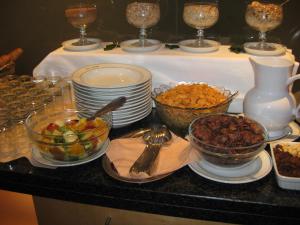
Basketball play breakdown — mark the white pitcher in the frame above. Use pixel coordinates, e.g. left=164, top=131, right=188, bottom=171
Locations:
left=243, top=57, right=300, bottom=139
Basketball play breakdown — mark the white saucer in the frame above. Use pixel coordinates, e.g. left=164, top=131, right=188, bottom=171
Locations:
left=244, top=42, right=286, bottom=56
left=269, top=121, right=300, bottom=143
left=188, top=150, right=272, bottom=184
left=31, top=139, right=109, bottom=167
left=62, top=38, right=101, bottom=51
left=178, top=39, right=220, bottom=53
left=120, top=39, right=162, bottom=53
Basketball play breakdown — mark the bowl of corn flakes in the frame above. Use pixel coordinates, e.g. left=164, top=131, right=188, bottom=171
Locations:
left=152, top=82, right=237, bottom=132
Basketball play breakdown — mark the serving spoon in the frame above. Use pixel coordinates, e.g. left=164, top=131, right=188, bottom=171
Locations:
left=280, top=0, right=290, bottom=6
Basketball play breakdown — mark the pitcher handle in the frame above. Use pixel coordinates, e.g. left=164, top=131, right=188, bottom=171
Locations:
left=288, top=74, right=300, bottom=118
left=287, top=74, right=300, bottom=86
left=292, top=62, right=299, bottom=76
left=295, top=101, right=300, bottom=118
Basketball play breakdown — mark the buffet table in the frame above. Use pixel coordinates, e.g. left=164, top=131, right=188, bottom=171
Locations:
left=0, top=45, right=299, bottom=224
left=0, top=110, right=300, bottom=225
left=33, top=44, right=298, bottom=113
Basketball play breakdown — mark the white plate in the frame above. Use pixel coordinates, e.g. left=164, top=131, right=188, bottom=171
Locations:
left=188, top=150, right=272, bottom=184
left=74, top=93, right=151, bottom=108
left=73, top=87, right=151, bottom=102
left=62, top=38, right=101, bottom=51
left=72, top=63, right=152, bottom=89
left=72, top=77, right=151, bottom=93
left=74, top=94, right=151, bottom=109
left=112, top=105, right=152, bottom=122
left=269, top=121, right=300, bottom=143
left=72, top=81, right=151, bottom=95
left=112, top=102, right=153, bottom=117
left=76, top=99, right=152, bottom=117
left=244, top=42, right=286, bottom=56
left=84, top=102, right=152, bottom=120
left=120, top=39, right=162, bottom=53
left=112, top=108, right=152, bottom=128
left=75, top=95, right=152, bottom=112
left=31, top=139, right=109, bottom=167
left=179, top=39, right=220, bottom=53
left=77, top=105, right=152, bottom=128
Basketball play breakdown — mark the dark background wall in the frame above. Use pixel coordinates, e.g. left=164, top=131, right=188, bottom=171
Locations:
left=0, top=0, right=299, bottom=75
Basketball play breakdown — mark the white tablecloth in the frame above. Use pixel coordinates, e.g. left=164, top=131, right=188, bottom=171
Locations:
left=33, top=44, right=297, bottom=113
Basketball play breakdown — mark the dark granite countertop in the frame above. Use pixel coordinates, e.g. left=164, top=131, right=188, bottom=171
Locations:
left=0, top=110, right=300, bottom=225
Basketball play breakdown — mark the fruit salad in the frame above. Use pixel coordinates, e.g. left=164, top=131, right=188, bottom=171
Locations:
left=38, top=117, right=109, bottom=161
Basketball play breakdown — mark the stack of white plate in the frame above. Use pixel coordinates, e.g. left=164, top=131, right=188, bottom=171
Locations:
left=72, top=63, right=152, bottom=128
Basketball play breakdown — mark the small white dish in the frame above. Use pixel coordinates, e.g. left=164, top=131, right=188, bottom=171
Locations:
left=178, top=39, right=220, bottom=53
left=62, top=38, right=101, bottom=51
left=31, top=139, right=109, bottom=167
left=244, top=42, right=286, bottom=56
left=120, top=39, right=162, bottom=53
left=188, top=150, right=272, bottom=184
left=270, top=142, right=300, bottom=190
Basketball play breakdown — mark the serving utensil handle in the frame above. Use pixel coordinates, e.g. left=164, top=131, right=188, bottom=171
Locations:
left=129, top=144, right=161, bottom=176
left=89, top=96, right=126, bottom=120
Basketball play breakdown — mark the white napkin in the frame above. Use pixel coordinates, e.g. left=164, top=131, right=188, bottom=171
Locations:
left=106, top=133, right=194, bottom=178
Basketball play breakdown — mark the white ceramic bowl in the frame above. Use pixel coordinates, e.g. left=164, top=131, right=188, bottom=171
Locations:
left=270, top=141, right=300, bottom=190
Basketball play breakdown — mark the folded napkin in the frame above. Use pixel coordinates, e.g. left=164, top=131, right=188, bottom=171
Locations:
left=106, top=133, right=193, bottom=179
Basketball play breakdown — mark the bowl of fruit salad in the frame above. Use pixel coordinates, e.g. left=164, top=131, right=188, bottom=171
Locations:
left=25, top=108, right=112, bottom=162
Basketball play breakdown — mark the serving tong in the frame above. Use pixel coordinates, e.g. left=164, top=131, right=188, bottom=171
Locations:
left=129, top=125, right=172, bottom=176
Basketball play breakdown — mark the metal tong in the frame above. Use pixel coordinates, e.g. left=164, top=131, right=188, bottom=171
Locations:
left=129, top=125, right=172, bottom=176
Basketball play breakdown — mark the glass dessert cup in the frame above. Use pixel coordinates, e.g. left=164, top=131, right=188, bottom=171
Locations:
left=65, top=2, right=97, bottom=46
left=126, top=0, right=160, bottom=48
left=245, top=1, right=283, bottom=51
left=183, top=1, right=219, bottom=48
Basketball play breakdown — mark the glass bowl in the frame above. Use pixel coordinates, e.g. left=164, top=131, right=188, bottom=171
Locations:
left=25, top=108, right=112, bottom=162
left=152, top=83, right=237, bottom=132
left=189, top=113, right=268, bottom=168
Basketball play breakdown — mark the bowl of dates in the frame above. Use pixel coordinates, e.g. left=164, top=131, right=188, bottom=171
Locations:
left=189, top=113, right=267, bottom=167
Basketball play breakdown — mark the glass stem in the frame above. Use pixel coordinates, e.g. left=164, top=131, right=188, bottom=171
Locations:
left=79, top=25, right=87, bottom=46
left=139, top=28, right=147, bottom=47
left=258, top=31, right=267, bottom=50
left=196, top=29, right=205, bottom=47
